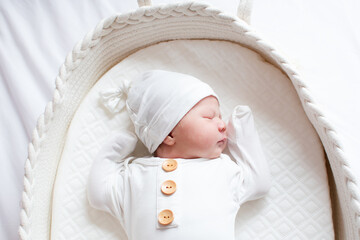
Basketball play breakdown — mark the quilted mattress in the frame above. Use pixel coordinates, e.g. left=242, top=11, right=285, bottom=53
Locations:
left=50, top=40, right=334, bottom=239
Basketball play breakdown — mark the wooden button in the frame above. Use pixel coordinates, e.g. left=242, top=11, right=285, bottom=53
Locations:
left=162, top=159, right=177, bottom=172
left=158, top=209, right=174, bottom=225
left=161, top=180, right=176, bottom=195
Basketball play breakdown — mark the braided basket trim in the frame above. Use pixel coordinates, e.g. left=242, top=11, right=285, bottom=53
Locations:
left=18, top=1, right=360, bottom=239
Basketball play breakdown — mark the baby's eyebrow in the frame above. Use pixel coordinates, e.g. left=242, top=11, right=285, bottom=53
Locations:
left=204, top=108, right=221, bottom=117
left=213, top=109, right=222, bottom=118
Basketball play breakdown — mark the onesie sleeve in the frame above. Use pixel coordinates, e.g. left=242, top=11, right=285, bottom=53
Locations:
left=87, top=131, right=138, bottom=222
left=227, top=105, right=271, bottom=205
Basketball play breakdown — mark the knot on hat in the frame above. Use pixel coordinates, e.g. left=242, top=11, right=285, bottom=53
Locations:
left=99, top=79, right=131, bottom=114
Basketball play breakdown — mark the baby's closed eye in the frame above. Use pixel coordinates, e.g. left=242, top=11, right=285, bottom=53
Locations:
left=203, top=114, right=222, bottom=120
left=203, top=115, right=214, bottom=119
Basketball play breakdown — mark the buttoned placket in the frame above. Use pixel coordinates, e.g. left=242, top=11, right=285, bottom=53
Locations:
left=156, top=159, right=181, bottom=229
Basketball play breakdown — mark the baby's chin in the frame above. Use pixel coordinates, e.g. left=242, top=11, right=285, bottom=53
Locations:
left=202, top=148, right=226, bottom=159
left=198, top=144, right=227, bottom=159
left=172, top=150, right=223, bottom=159
left=155, top=144, right=226, bottom=159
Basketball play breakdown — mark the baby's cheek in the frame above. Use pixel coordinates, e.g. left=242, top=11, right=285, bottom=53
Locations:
left=190, top=134, right=207, bottom=144
left=199, top=133, right=215, bottom=146
left=188, top=133, right=207, bottom=145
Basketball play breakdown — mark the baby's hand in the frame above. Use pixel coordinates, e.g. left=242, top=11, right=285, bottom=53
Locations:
left=226, top=106, right=252, bottom=144
left=100, top=131, right=138, bottom=162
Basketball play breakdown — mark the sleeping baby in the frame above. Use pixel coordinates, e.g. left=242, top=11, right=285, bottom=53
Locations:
left=87, top=70, right=271, bottom=240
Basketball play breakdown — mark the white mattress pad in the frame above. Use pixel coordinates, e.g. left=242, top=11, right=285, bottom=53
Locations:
left=50, top=40, right=334, bottom=239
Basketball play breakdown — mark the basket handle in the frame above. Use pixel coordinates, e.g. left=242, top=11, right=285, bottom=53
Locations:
left=237, top=0, right=253, bottom=24
left=137, top=0, right=151, bottom=7
left=136, top=0, right=253, bottom=24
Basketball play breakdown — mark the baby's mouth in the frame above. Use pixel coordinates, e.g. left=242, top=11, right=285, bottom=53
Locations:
left=218, top=137, right=227, bottom=144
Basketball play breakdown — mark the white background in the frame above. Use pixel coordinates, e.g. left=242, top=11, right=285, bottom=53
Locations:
left=1, top=0, right=359, bottom=239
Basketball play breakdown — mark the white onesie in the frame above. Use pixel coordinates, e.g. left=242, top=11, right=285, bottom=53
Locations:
left=87, top=106, right=271, bottom=240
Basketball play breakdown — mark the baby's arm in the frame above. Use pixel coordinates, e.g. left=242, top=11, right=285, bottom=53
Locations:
left=227, top=106, right=271, bottom=205
left=87, top=131, right=137, bottom=221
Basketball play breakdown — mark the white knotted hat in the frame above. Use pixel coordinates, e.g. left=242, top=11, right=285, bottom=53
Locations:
left=100, top=70, right=218, bottom=154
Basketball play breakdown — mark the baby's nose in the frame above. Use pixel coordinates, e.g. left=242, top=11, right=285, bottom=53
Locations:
left=218, top=121, right=226, bottom=132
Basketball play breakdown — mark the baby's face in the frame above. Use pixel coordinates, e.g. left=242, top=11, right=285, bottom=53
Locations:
left=171, top=96, right=227, bottom=159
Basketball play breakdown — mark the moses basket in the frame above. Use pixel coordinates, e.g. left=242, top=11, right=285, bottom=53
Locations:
left=19, top=1, right=360, bottom=239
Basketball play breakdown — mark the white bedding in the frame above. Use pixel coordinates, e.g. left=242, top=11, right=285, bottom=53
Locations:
left=51, top=40, right=333, bottom=239
left=1, top=1, right=359, bottom=239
